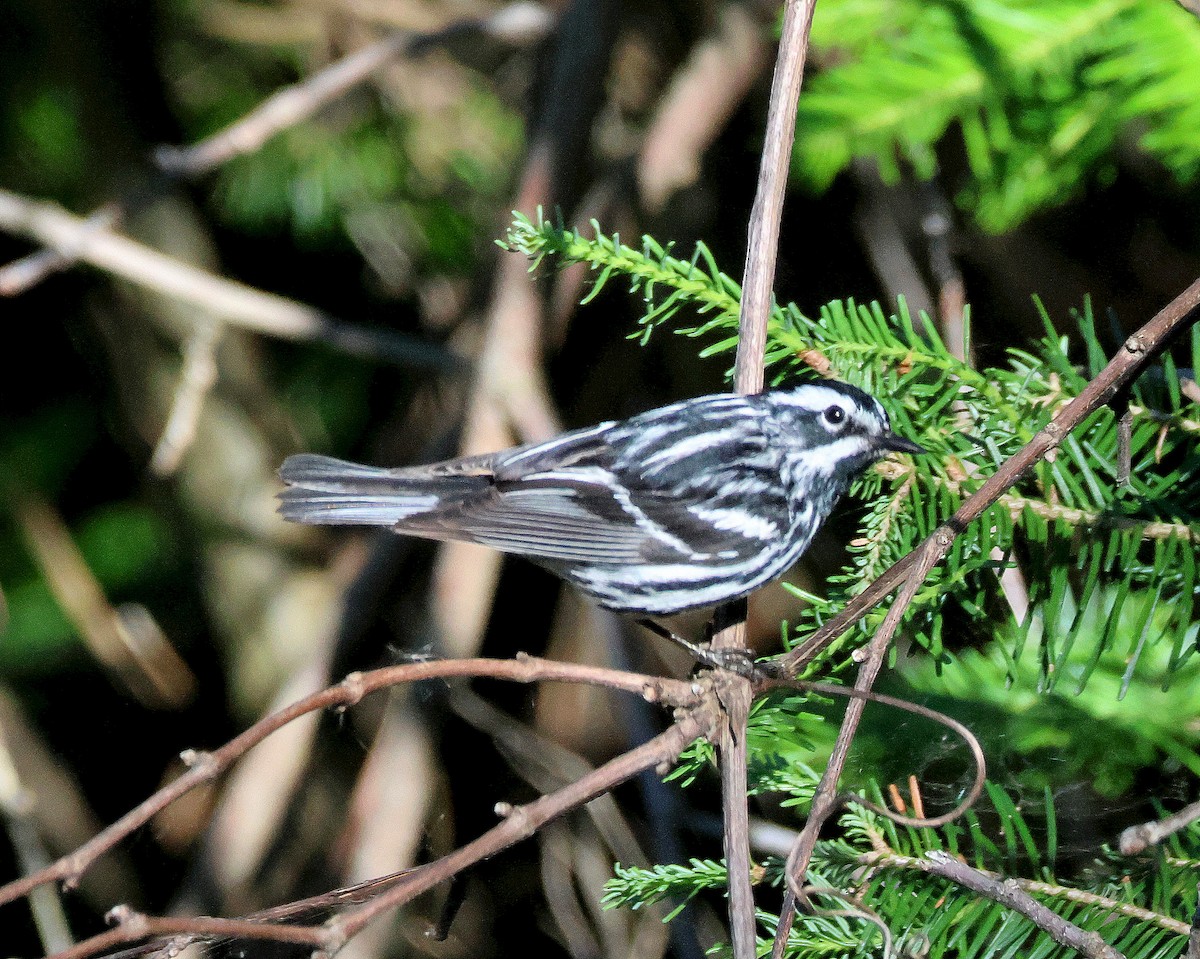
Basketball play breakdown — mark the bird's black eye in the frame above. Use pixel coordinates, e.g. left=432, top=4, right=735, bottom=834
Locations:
left=823, top=405, right=846, bottom=426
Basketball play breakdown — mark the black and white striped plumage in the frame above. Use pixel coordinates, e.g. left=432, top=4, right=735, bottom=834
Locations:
left=278, top=382, right=924, bottom=615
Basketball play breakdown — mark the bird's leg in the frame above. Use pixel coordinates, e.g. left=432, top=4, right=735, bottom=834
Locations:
left=637, top=619, right=761, bottom=679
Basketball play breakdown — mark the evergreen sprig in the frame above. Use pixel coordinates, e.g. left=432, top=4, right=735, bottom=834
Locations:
left=603, top=776, right=1197, bottom=959
left=505, top=213, right=1200, bottom=688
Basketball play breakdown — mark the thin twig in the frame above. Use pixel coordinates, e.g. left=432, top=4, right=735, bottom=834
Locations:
left=637, top=3, right=771, bottom=213
left=0, top=655, right=690, bottom=910
left=736, top=0, right=818, bottom=387
left=772, top=542, right=943, bottom=957
left=760, top=679, right=987, bottom=831
left=862, top=849, right=1188, bottom=937
left=12, top=494, right=195, bottom=709
left=321, top=711, right=716, bottom=948
left=43, top=714, right=714, bottom=959
left=1119, top=799, right=1200, bottom=855
left=912, top=852, right=1127, bottom=959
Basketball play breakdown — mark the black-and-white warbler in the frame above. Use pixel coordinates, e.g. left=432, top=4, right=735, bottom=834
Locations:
left=278, top=381, right=924, bottom=616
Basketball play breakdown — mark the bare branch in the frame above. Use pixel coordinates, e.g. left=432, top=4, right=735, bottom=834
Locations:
left=864, top=848, right=1189, bottom=936
left=735, top=0, right=818, bottom=392
left=42, top=711, right=713, bottom=959
left=1119, top=799, right=1200, bottom=855
left=326, top=711, right=716, bottom=947
left=154, top=5, right=553, bottom=179
left=718, top=5, right=819, bottom=955
left=771, top=543, right=944, bottom=957
left=12, top=494, right=195, bottom=709
left=909, top=851, right=1128, bottom=959
left=0, top=189, right=459, bottom=369
left=0, top=655, right=690, bottom=910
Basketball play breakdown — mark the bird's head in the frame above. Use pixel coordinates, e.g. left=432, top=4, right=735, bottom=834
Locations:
left=766, top=381, right=926, bottom=483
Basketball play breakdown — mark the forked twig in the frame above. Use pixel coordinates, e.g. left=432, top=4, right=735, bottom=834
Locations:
left=43, top=713, right=715, bottom=959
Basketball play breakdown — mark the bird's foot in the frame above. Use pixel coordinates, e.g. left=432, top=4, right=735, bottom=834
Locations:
left=637, top=619, right=764, bottom=680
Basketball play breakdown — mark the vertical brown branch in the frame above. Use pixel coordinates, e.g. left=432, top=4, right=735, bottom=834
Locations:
left=735, top=0, right=819, bottom=395
left=718, top=2, right=819, bottom=957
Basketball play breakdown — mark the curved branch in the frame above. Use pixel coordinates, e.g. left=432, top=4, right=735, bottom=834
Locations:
left=42, top=709, right=716, bottom=959
left=761, top=679, right=987, bottom=831
left=0, top=655, right=691, bottom=909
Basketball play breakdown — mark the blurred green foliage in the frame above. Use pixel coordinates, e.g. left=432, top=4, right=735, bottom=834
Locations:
left=162, top=25, right=524, bottom=264
left=801, top=0, right=1200, bottom=231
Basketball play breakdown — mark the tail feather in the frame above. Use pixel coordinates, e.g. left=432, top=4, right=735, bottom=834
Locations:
left=279, top=454, right=402, bottom=493
left=278, top=453, right=443, bottom=526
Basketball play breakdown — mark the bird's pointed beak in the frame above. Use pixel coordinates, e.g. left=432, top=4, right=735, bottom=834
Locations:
left=878, top=432, right=927, bottom=456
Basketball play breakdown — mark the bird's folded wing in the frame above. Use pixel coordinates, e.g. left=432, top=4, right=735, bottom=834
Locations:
left=403, top=476, right=769, bottom=566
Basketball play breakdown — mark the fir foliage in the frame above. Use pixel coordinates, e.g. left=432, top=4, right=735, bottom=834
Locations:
left=605, top=775, right=1197, bottom=959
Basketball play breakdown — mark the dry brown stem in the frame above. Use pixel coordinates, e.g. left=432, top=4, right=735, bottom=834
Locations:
left=904, top=852, right=1128, bottom=959
left=44, top=710, right=713, bottom=959
left=0, top=655, right=688, bottom=912
left=715, top=3, right=819, bottom=955
left=1119, top=799, right=1200, bottom=855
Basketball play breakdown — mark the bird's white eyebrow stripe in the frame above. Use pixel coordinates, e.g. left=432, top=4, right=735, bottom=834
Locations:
left=768, top=385, right=854, bottom=411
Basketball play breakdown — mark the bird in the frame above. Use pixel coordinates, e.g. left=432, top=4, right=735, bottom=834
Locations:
left=277, top=381, right=925, bottom=617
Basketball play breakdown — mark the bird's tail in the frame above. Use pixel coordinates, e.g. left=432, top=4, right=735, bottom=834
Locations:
left=278, top=454, right=445, bottom=526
